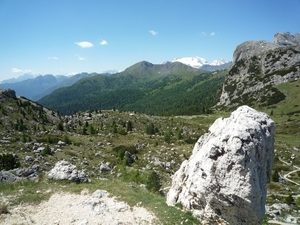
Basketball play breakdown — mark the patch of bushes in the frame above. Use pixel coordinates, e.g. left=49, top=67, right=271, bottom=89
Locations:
left=266, top=87, right=286, bottom=105
left=224, top=82, right=237, bottom=94
left=0, top=153, right=21, bottom=170
left=113, top=145, right=137, bottom=157
left=229, top=59, right=245, bottom=75
left=145, top=123, right=159, bottom=135
left=284, top=194, right=294, bottom=205
left=41, top=145, right=53, bottom=156
left=119, top=167, right=161, bottom=193
left=62, top=135, right=71, bottom=144
left=271, top=169, right=280, bottom=182
left=266, top=66, right=298, bottom=77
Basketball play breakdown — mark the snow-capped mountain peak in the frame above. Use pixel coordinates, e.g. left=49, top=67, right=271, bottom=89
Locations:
left=172, top=56, right=227, bottom=69
left=172, top=56, right=208, bottom=69
left=210, top=58, right=227, bottom=66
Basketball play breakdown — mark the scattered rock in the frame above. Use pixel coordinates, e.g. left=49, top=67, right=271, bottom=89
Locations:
left=0, top=140, right=11, bottom=144
left=100, top=162, right=112, bottom=172
left=266, top=203, right=290, bottom=218
left=167, top=106, right=275, bottom=225
left=57, top=140, right=67, bottom=146
left=25, top=155, right=34, bottom=161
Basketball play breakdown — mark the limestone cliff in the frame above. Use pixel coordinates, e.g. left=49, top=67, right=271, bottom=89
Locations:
left=218, top=32, right=300, bottom=107
left=166, top=106, right=275, bottom=225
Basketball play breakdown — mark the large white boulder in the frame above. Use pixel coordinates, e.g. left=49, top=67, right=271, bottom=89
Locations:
left=48, top=160, right=89, bottom=183
left=167, top=105, right=275, bottom=225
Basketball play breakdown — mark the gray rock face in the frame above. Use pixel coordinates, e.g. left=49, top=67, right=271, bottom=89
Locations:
left=48, top=160, right=89, bottom=182
left=231, top=40, right=278, bottom=65
left=232, top=32, right=300, bottom=64
left=166, top=106, right=275, bottom=225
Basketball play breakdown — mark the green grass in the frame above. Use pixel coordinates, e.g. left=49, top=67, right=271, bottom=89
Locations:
left=270, top=79, right=300, bottom=116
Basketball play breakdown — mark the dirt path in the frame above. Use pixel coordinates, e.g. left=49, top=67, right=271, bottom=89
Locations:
left=0, top=189, right=158, bottom=225
left=268, top=220, right=297, bottom=225
left=279, top=157, right=300, bottom=187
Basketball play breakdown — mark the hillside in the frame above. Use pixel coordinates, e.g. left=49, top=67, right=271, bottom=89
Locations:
left=39, top=61, right=227, bottom=115
left=1, top=75, right=300, bottom=223
left=0, top=87, right=212, bottom=224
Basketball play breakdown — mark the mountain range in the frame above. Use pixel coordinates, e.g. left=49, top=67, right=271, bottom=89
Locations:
left=0, top=57, right=230, bottom=102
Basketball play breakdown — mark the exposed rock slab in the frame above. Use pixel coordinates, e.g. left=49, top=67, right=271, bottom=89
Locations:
left=167, top=106, right=275, bottom=225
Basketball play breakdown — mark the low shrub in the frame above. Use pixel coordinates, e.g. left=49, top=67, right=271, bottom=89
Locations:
left=0, top=153, right=21, bottom=170
left=0, top=204, right=9, bottom=215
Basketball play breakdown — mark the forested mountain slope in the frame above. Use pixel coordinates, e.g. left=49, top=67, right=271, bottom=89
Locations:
left=39, top=61, right=227, bottom=115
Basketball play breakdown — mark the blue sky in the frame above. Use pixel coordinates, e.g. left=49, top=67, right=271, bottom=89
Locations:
left=1, top=0, right=299, bottom=80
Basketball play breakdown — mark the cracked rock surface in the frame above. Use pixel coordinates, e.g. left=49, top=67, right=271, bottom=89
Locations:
left=167, top=105, right=275, bottom=225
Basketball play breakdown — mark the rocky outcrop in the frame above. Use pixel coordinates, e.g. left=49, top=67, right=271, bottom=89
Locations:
left=274, top=32, right=300, bottom=46
left=48, top=160, right=89, bottom=182
left=218, top=32, right=300, bottom=107
left=0, top=88, right=17, bottom=99
left=166, top=106, right=275, bottom=225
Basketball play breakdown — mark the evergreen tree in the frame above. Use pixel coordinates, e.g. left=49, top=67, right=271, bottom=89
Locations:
left=272, top=169, right=280, bottom=182
left=126, top=120, right=133, bottom=132
left=57, top=122, right=64, bottom=131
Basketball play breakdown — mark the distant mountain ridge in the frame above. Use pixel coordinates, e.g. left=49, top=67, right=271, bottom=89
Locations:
left=0, top=74, right=36, bottom=84
left=0, top=73, right=97, bottom=101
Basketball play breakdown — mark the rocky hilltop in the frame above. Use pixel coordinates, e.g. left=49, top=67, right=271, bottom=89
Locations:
left=167, top=106, right=275, bottom=225
left=218, top=32, right=300, bottom=107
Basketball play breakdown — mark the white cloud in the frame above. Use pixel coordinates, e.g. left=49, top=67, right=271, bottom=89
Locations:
left=149, top=30, right=158, bottom=36
left=201, top=31, right=216, bottom=36
left=75, top=41, right=94, bottom=48
left=64, top=72, right=78, bottom=76
left=11, top=68, right=34, bottom=74
left=11, top=68, right=23, bottom=73
left=100, top=40, right=108, bottom=45
left=48, top=56, right=59, bottom=60
left=76, top=55, right=86, bottom=61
